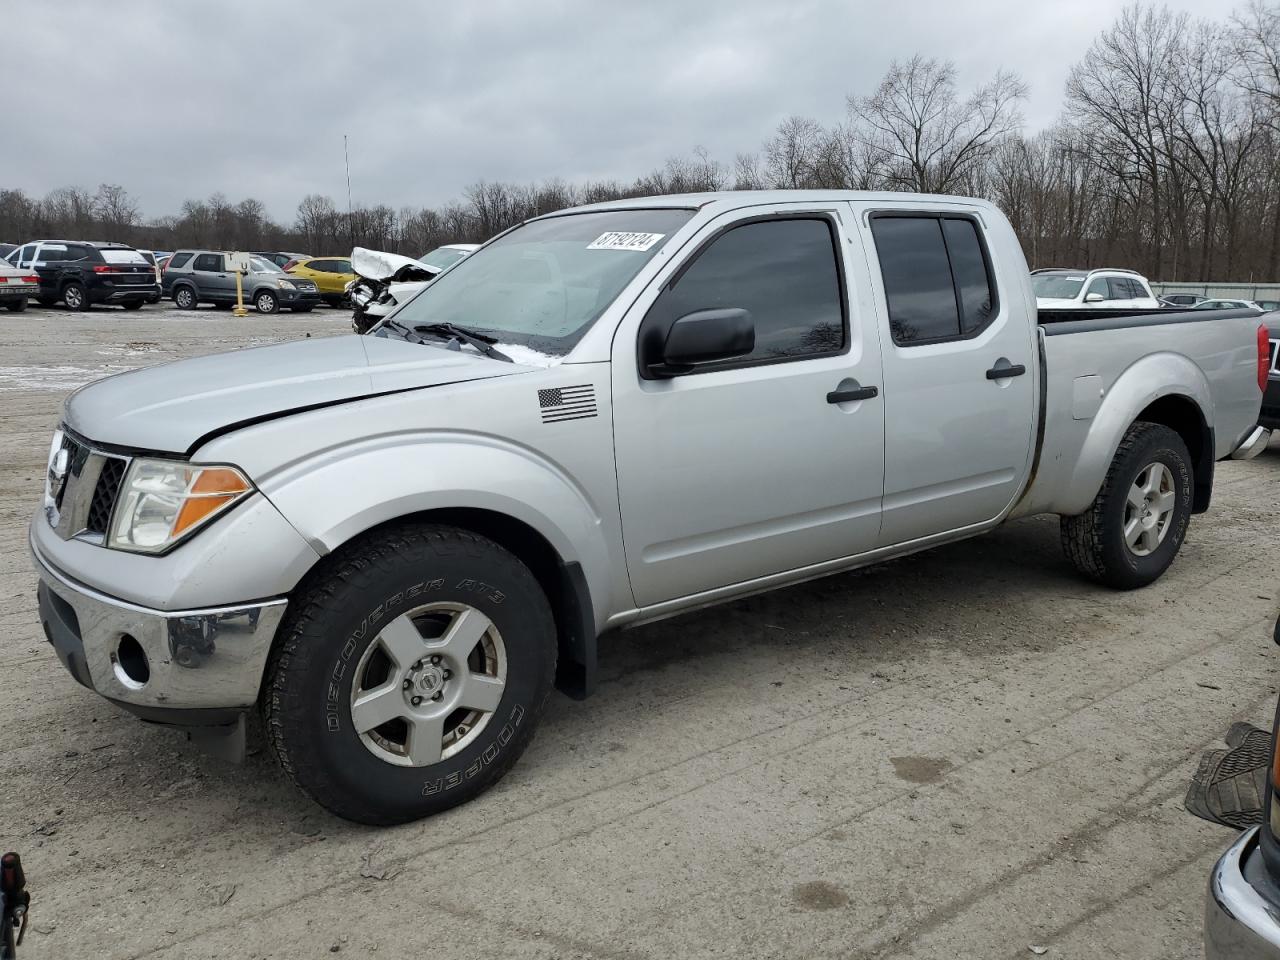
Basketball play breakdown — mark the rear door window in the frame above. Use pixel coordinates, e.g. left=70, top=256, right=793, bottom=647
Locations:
left=870, top=214, right=999, bottom=345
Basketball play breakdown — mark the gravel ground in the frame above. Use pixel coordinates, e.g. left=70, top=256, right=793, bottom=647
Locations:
left=0, top=301, right=1277, bottom=959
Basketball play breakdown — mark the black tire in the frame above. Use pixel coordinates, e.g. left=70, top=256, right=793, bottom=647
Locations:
left=122, top=300, right=144, bottom=311
left=173, top=285, right=198, bottom=310
left=37, top=296, right=57, bottom=306
left=262, top=524, right=556, bottom=824
left=1061, top=421, right=1193, bottom=589
left=291, top=304, right=314, bottom=313
left=5, top=297, right=27, bottom=312
left=254, top=290, right=279, bottom=314
left=62, top=281, right=90, bottom=311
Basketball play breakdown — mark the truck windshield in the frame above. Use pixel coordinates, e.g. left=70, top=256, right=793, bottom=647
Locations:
left=385, top=208, right=694, bottom=356
left=1032, top=274, right=1085, bottom=299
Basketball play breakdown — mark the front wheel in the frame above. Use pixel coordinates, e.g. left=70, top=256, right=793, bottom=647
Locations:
left=1061, top=421, right=1193, bottom=589
left=262, top=524, right=556, bottom=824
left=254, top=290, right=279, bottom=314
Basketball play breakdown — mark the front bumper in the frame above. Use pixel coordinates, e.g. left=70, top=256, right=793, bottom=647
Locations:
left=1206, top=828, right=1280, bottom=959
left=31, top=534, right=287, bottom=712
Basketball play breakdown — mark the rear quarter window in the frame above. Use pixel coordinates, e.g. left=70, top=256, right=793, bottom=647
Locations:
left=168, top=252, right=194, bottom=269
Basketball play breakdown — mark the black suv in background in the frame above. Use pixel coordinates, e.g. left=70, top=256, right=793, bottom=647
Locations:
left=3, top=240, right=160, bottom=310
left=163, top=251, right=320, bottom=313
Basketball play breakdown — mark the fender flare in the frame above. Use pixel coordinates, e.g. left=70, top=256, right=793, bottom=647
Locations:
left=1060, top=352, right=1213, bottom=516
left=256, top=433, right=618, bottom=695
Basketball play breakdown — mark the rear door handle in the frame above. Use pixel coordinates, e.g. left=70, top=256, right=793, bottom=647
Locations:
left=827, top=385, right=879, bottom=403
left=985, top=363, right=1026, bottom=380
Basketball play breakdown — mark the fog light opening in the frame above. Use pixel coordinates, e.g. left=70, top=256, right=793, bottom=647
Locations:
left=113, top=634, right=150, bottom=688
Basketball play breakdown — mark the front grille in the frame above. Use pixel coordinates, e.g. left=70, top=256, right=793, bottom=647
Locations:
left=88, top=457, right=125, bottom=534
left=48, top=432, right=129, bottom=541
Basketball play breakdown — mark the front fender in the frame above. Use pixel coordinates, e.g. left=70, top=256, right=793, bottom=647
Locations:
left=254, top=431, right=616, bottom=630
left=1059, top=352, right=1212, bottom=516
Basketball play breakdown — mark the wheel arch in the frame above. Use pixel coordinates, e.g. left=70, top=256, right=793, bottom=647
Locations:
left=290, top=506, right=599, bottom=700
left=1061, top=352, right=1214, bottom=516
left=1132, top=394, right=1214, bottom=513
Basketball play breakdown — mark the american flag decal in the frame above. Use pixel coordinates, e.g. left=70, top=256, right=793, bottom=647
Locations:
left=538, top=384, right=597, bottom=423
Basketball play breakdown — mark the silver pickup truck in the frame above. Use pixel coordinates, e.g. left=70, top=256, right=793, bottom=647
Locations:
left=30, top=191, right=1270, bottom=824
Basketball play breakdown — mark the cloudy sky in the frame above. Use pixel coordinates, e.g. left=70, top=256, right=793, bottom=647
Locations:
left=8, top=0, right=1243, bottom=222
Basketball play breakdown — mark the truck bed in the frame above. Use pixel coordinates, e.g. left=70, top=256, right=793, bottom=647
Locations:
left=1010, top=306, right=1266, bottom=521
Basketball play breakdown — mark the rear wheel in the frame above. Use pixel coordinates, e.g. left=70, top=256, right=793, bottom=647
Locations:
left=262, top=524, right=556, bottom=824
left=173, top=285, right=197, bottom=310
left=62, top=282, right=89, bottom=311
left=122, top=300, right=144, bottom=311
left=255, top=290, right=279, bottom=314
left=1061, top=421, right=1193, bottom=589
left=37, top=296, right=56, bottom=306
left=5, top=298, right=27, bottom=312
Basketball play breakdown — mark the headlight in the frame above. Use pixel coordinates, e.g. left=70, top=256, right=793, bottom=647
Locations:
left=277, top=279, right=296, bottom=290
left=108, top=459, right=252, bottom=553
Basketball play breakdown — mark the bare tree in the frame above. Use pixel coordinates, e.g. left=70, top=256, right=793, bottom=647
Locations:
left=850, top=55, right=1027, bottom=193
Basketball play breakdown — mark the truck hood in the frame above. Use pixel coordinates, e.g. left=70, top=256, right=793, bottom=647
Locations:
left=65, top=334, right=530, bottom=454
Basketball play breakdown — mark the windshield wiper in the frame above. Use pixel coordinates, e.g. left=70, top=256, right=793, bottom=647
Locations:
left=414, top=322, right=513, bottom=363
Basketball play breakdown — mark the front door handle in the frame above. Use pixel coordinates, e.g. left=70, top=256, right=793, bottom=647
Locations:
left=827, top=385, right=879, bottom=403
left=985, top=363, right=1026, bottom=380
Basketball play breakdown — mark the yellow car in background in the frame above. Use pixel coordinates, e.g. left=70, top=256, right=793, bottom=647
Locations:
left=286, top=257, right=357, bottom=307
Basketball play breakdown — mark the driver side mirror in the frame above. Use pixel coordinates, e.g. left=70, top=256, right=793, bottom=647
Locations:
left=1084, top=291, right=1105, bottom=303
left=647, top=308, right=755, bottom=378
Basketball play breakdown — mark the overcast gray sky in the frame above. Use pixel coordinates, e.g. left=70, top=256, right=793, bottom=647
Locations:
left=7, top=0, right=1243, bottom=222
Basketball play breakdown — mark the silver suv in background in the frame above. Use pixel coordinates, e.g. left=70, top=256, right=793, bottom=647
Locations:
left=162, top=251, right=321, bottom=313
left=1032, top=267, right=1161, bottom=308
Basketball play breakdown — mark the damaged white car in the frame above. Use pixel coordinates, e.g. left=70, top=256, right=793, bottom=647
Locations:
left=348, top=243, right=480, bottom=333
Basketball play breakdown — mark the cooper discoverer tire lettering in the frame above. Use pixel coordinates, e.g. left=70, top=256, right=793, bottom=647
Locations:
left=1061, top=421, right=1194, bottom=589
left=262, top=523, right=556, bottom=825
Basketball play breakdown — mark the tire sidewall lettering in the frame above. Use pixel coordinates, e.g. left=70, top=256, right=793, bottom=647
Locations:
left=323, top=579, right=449, bottom=734
left=421, top=704, right=524, bottom=797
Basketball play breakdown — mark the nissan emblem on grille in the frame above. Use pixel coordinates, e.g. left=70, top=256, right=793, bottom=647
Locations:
left=537, top=385, right=597, bottom=423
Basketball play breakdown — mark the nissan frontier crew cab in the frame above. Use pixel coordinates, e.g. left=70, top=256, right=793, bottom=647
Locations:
left=30, top=191, right=1271, bottom=825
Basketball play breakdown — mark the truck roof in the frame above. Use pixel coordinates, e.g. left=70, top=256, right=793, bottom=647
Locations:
left=555, top=189, right=997, bottom=216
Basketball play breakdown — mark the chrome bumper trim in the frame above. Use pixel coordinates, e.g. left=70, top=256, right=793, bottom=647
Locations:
left=1232, top=426, right=1272, bottom=460
left=31, top=533, right=287, bottom=709
left=1206, top=828, right=1280, bottom=959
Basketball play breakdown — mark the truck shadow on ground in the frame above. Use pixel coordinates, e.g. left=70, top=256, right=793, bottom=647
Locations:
left=9, top=511, right=1170, bottom=851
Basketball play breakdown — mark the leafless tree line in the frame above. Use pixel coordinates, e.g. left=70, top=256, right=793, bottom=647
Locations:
left=4, top=2, right=1280, bottom=280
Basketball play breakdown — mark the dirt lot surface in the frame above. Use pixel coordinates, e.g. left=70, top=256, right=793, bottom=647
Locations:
left=1, top=302, right=1277, bottom=959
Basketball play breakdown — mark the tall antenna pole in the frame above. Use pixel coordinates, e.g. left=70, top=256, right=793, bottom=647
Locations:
left=344, top=134, right=353, bottom=247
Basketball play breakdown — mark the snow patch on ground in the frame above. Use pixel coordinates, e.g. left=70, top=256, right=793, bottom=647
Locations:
left=0, top=364, right=130, bottom=392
